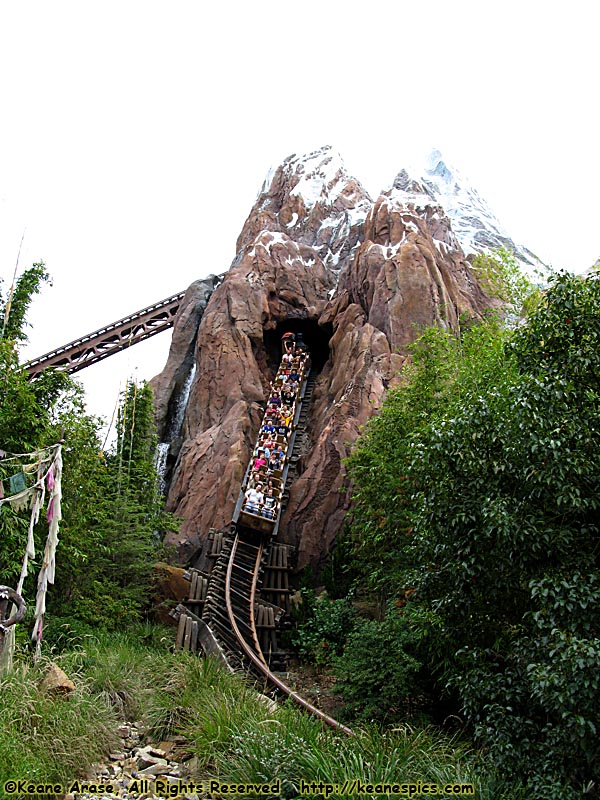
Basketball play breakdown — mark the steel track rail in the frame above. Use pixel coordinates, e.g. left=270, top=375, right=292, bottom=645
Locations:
left=225, top=533, right=354, bottom=736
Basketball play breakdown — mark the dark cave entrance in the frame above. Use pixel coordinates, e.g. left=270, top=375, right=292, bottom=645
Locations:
left=263, top=318, right=333, bottom=376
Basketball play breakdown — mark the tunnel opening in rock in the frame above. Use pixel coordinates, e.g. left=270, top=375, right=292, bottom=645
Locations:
left=263, top=318, right=333, bottom=375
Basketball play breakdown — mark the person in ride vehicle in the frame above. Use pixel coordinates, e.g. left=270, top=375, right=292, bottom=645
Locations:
left=281, top=332, right=296, bottom=354
left=281, top=351, right=294, bottom=372
left=268, top=451, right=282, bottom=471
left=279, top=407, right=293, bottom=428
left=268, top=389, right=282, bottom=407
left=276, top=420, right=291, bottom=439
left=253, top=449, right=267, bottom=471
left=247, top=469, right=262, bottom=489
left=265, top=403, right=280, bottom=419
left=262, top=476, right=278, bottom=496
left=271, top=443, right=285, bottom=462
left=286, top=379, right=299, bottom=396
left=244, top=483, right=264, bottom=515
left=261, top=435, right=277, bottom=459
left=261, top=420, right=277, bottom=436
left=261, top=487, right=278, bottom=519
left=281, top=386, right=295, bottom=406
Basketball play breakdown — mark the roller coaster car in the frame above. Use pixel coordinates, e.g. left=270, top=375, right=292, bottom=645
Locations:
left=236, top=509, right=277, bottom=536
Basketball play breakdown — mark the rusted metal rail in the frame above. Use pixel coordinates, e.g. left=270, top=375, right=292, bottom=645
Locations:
left=224, top=531, right=354, bottom=735
left=25, top=291, right=186, bottom=376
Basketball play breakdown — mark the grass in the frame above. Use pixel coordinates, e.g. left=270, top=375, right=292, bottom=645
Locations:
left=0, top=656, right=118, bottom=791
left=0, top=624, right=526, bottom=800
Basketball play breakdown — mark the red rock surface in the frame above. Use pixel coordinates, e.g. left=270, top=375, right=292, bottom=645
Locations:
left=161, top=231, right=334, bottom=563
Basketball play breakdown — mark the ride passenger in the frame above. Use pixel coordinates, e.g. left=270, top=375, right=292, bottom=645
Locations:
left=261, top=420, right=277, bottom=436
left=244, top=483, right=264, bottom=515
left=276, top=420, right=291, bottom=439
left=281, top=332, right=296, bottom=354
left=253, top=450, right=267, bottom=471
left=268, top=390, right=282, bottom=407
left=261, top=435, right=276, bottom=458
left=265, top=404, right=279, bottom=419
left=281, top=386, right=295, bottom=406
left=281, top=352, right=294, bottom=373
left=280, top=407, right=293, bottom=428
left=268, top=452, right=282, bottom=471
left=271, top=444, right=285, bottom=462
left=247, top=469, right=262, bottom=489
left=261, top=488, right=277, bottom=519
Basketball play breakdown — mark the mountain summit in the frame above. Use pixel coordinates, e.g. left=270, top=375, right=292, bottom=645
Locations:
left=391, top=148, right=545, bottom=272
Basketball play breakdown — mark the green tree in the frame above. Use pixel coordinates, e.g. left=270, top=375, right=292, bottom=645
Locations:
left=0, top=266, right=177, bottom=634
left=0, top=262, right=72, bottom=586
left=345, top=271, right=600, bottom=794
left=471, top=246, right=542, bottom=317
left=50, top=380, right=178, bottom=629
left=1, top=261, right=50, bottom=343
left=344, top=316, right=513, bottom=600
left=333, top=606, right=423, bottom=723
left=0, top=262, right=71, bottom=452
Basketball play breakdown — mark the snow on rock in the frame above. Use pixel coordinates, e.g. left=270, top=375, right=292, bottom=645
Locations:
left=394, top=149, right=547, bottom=274
left=236, top=145, right=372, bottom=274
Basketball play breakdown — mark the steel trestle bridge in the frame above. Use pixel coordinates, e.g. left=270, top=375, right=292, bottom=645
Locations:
left=25, top=291, right=186, bottom=376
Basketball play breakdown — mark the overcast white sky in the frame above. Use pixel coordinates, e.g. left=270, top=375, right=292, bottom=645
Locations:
left=1, top=1, right=597, bottom=437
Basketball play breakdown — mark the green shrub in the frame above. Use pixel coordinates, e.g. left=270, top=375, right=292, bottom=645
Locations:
left=0, top=655, right=119, bottom=790
left=289, top=589, right=358, bottom=666
left=333, top=609, right=423, bottom=723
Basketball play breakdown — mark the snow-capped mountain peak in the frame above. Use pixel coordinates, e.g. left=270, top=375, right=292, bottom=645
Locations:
left=393, top=149, right=545, bottom=272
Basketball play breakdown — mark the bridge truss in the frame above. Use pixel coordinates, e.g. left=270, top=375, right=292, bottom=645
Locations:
left=25, top=291, right=186, bottom=377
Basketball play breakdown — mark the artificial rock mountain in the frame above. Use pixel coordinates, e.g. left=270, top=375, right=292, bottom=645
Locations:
left=152, top=147, right=497, bottom=573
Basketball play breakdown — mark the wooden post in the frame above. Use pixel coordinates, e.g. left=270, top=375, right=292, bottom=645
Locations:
left=0, top=585, right=26, bottom=675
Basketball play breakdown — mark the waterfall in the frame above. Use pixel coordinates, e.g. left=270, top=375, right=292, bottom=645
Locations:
left=170, top=362, right=196, bottom=440
left=154, top=362, right=197, bottom=495
left=154, top=442, right=170, bottom=495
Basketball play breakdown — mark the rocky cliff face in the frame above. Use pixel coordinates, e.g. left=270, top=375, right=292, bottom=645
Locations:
left=152, top=146, right=496, bottom=571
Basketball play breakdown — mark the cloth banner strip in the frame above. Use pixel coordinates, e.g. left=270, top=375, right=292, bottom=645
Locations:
left=0, top=444, right=63, bottom=654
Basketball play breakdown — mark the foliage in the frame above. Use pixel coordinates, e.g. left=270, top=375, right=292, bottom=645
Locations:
left=0, top=261, right=50, bottom=343
left=209, top=706, right=523, bottom=800
left=343, top=316, right=513, bottom=598
left=0, top=262, right=70, bottom=452
left=3, top=625, right=524, bottom=800
left=343, top=270, right=600, bottom=795
left=0, top=264, right=177, bottom=635
left=332, top=607, right=423, bottom=723
left=471, top=246, right=541, bottom=315
left=0, top=262, right=74, bottom=590
left=289, top=588, right=358, bottom=666
left=0, top=653, right=119, bottom=790
left=48, top=379, right=178, bottom=628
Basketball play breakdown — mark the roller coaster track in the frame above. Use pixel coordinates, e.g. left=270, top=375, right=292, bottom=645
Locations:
left=224, top=530, right=353, bottom=734
left=24, top=291, right=187, bottom=376
left=25, top=280, right=350, bottom=732
left=181, top=359, right=353, bottom=735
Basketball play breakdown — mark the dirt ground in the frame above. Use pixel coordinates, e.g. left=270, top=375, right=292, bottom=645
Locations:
left=272, top=658, right=347, bottom=719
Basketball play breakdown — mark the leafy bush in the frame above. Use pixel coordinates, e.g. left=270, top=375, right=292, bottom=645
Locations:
left=289, top=589, right=358, bottom=665
left=344, top=271, right=600, bottom=794
left=333, top=608, right=423, bottom=723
